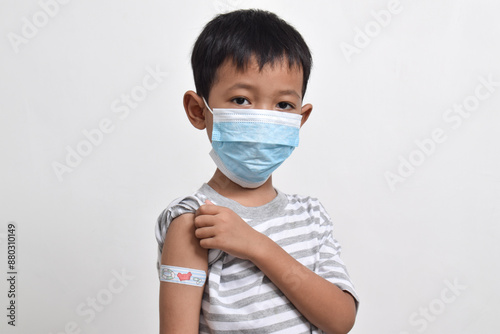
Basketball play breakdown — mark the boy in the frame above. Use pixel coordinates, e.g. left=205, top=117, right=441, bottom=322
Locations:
left=155, top=9, right=359, bottom=334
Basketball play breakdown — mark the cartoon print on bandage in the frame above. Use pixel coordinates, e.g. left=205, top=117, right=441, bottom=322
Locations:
left=160, top=265, right=206, bottom=287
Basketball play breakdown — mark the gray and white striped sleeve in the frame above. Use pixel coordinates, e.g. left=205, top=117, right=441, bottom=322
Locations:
left=316, top=202, right=360, bottom=309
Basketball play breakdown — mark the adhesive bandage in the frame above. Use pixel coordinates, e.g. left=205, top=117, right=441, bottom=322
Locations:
left=159, top=265, right=206, bottom=287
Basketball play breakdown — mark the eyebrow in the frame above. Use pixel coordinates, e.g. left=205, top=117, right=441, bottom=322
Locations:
left=227, top=83, right=254, bottom=91
left=227, top=83, right=302, bottom=99
left=278, top=89, right=301, bottom=99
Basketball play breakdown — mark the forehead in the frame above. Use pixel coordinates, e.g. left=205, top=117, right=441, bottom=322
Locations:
left=213, top=56, right=304, bottom=92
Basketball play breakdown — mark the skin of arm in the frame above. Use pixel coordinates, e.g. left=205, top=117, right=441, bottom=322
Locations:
left=159, top=213, right=208, bottom=334
left=194, top=201, right=356, bottom=334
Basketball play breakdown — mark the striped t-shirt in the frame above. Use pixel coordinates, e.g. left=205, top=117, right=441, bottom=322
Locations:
left=156, top=183, right=359, bottom=333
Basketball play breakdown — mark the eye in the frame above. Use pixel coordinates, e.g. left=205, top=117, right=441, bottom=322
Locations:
left=277, top=102, right=294, bottom=110
left=231, top=97, right=250, bottom=105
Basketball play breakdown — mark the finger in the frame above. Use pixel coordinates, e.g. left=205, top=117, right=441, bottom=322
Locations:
left=196, top=203, right=221, bottom=216
left=194, top=226, right=216, bottom=239
left=195, top=202, right=216, bottom=216
left=199, top=237, right=216, bottom=250
left=194, top=214, right=216, bottom=228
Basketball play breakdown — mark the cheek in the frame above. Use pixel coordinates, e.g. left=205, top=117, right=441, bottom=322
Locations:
left=205, top=114, right=213, bottom=142
left=206, top=129, right=213, bottom=143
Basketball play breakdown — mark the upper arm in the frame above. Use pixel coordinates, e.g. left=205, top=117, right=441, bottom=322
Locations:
left=159, top=213, right=208, bottom=334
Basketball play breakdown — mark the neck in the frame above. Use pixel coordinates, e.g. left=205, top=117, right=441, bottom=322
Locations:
left=207, top=169, right=277, bottom=207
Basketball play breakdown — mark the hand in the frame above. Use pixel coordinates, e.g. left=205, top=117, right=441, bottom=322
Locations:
left=194, top=200, right=264, bottom=260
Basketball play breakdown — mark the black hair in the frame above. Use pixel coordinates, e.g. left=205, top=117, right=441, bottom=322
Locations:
left=191, top=9, right=312, bottom=100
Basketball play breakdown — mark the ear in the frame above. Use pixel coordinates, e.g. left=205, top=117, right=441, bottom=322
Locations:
left=299, top=103, right=313, bottom=127
left=183, top=90, right=207, bottom=130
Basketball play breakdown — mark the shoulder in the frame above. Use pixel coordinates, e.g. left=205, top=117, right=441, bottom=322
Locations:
left=284, top=192, right=320, bottom=206
left=283, top=192, right=327, bottom=213
left=157, top=196, right=199, bottom=225
left=155, top=188, right=208, bottom=245
left=282, top=192, right=333, bottom=226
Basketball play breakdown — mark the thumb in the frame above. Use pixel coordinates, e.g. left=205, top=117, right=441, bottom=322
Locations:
left=195, top=199, right=214, bottom=217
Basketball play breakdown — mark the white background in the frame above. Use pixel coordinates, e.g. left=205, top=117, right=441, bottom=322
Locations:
left=1, top=0, right=499, bottom=333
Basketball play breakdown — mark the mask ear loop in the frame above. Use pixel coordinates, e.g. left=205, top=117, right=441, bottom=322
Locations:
left=202, top=97, right=214, bottom=114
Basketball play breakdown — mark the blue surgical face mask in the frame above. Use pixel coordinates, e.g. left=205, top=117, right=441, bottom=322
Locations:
left=203, top=97, right=302, bottom=188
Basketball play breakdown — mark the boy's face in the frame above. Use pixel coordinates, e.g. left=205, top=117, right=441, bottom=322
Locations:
left=202, top=56, right=312, bottom=141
